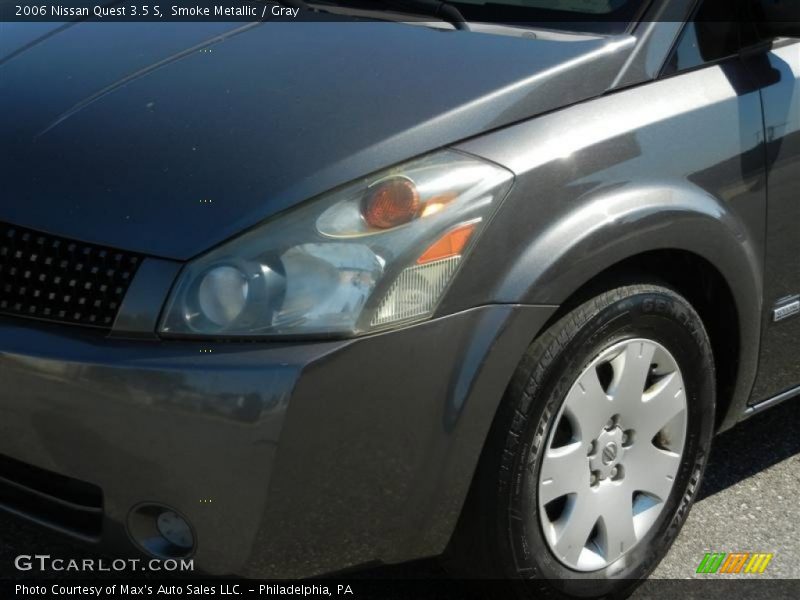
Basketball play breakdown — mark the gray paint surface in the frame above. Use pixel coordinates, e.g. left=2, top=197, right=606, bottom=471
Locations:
left=2, top=397, right=796, bottom=586
left=0, top=9, right=799, bottom=580
left=452, top=52, right=771, bottom=429
left=0, top=20, right=632, bottom=260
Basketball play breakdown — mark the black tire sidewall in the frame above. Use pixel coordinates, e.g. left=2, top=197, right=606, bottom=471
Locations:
left=503, top=288, right=715, bottom=597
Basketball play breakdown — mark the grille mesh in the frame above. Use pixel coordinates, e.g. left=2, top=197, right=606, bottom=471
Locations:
left=0, top=222, right=141, bottom=329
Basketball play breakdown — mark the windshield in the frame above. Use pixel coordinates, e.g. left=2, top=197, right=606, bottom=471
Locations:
left=317, top=0, right=651, bottom=35
left=452, top=0, right=651, bottom=33
left=459, top=0, right=641, bottom=14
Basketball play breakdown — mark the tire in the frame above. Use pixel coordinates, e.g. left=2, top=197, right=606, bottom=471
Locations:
left=446, top=284, right=716, bottom=599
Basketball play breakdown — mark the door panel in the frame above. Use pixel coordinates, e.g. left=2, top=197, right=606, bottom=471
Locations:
left=750, top=41, right=800, bottom=403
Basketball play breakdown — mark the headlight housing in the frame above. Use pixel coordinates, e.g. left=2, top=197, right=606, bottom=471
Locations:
left=159, top=150, right=513, bottom=338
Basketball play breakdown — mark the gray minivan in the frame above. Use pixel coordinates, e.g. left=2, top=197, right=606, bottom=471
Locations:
left=0, top=0, right=798, bottom=596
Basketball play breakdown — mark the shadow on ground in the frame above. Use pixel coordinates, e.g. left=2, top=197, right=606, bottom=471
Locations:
left=697, top=399, right=800, bottom=500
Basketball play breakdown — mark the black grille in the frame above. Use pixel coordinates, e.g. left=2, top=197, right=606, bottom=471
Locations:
left=0, top=222, right=141, bottom=329
left=0, top=453, right=103, bottom=540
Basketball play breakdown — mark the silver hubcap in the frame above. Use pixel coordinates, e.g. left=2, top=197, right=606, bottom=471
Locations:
left=538, top=339, right=688, bottom=572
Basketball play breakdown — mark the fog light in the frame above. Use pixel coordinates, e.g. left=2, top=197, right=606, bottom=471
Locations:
left=157, top=510, right=194, bottom=549
left=127, top=503, right=196, bottom=559
left=197, top=265, right=249, bottom=326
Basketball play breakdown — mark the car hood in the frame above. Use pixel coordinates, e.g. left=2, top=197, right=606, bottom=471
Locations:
left=0, top=20, right=634, bottom=260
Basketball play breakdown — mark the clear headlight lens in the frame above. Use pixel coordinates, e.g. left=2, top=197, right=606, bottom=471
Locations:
left=159, top=150, right=513, bottom=337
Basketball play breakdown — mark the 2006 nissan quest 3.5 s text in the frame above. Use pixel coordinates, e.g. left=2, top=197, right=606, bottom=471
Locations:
left=1, top=0, right=799, bottom=597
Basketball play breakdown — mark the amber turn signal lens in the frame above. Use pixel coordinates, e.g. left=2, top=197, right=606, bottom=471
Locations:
left=417, top=222, right=477, bottom=265
left=362, top=177, right=421, bottom=229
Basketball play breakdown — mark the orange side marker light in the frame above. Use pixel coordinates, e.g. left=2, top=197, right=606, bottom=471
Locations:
left=417, top=222, right=477, bottom=265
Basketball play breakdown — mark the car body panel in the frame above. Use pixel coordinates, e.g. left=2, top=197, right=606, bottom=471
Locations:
left=0, top=304, right=556, bottom=576
left=750, top=42, right=800, bottom=402
left=1, top=11, right=800, bottom=578
left=110, top=258, right=183, bottom=338
left=451, top=52, right=768, bottom=431
left=0, top=20, right=634, bottom=260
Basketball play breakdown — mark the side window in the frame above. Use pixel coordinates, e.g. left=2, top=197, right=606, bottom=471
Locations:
left=662, top=0, right=761, bottom=75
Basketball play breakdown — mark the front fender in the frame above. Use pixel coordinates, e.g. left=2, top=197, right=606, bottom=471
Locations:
left=495, top=186, right=761, bottom=435
left=496, top=183, right=761, bottom=315
left=444, top=181, right=762, bottom=433
left=446, top=63, right=768, bottom=432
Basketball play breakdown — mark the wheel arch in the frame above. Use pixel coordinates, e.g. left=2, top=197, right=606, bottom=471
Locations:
left=535, top=249, right=744, bottom=433
left=475, top=183, right=764, bottom=432
left=436, top=186, right=764, bottom=561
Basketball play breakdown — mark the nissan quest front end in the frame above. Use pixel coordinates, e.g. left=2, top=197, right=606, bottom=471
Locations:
left=1, top=1, right=800, bottom=597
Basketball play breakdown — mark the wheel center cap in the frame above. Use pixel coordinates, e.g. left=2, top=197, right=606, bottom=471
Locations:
left=602, top=442, right=618, bottom=465
left=589, top=426, right=625, bottom=479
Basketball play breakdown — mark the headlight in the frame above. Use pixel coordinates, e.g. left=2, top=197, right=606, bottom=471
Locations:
left=159, top=150, right=513, bottom=337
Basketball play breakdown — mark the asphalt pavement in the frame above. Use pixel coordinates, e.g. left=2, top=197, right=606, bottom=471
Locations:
left=651, top=398, right=800, bottom=579
left=0, top=397, right=798, bottom=591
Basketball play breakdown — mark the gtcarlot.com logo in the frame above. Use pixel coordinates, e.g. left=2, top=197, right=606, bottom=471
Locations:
left=14, top=554, right=194, bottom=572
left=696, top=552, right=774, bottom=574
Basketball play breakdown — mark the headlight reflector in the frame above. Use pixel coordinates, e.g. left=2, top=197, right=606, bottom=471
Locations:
left=159, top=150, right=512, bottom=337
left=197, top=265, right=249, bottom=327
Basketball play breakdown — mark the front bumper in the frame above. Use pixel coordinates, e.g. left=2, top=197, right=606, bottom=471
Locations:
left=0, top=304, right=555, bottom=577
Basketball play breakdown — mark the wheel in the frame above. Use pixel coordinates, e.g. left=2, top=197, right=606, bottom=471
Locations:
left=447, top=284, right=716, bottom=599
